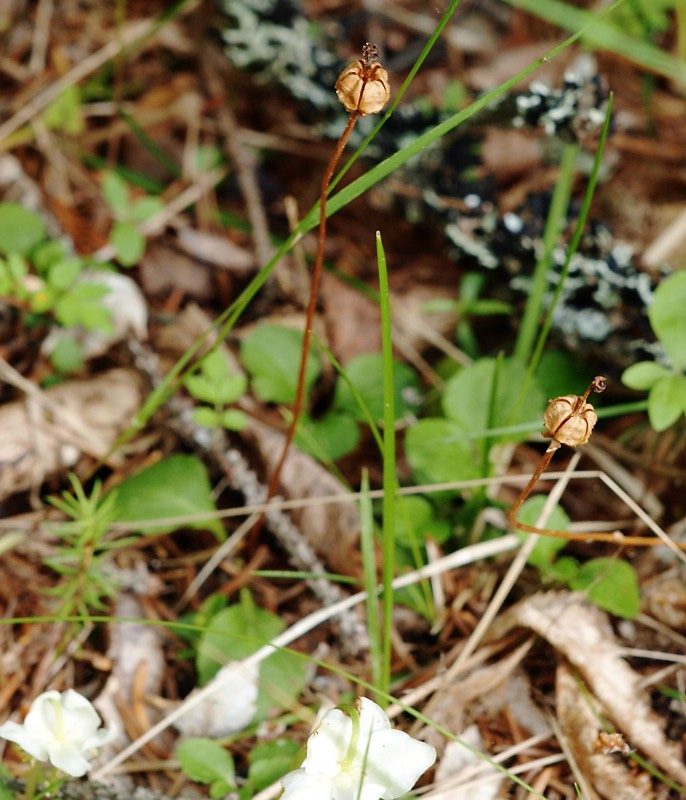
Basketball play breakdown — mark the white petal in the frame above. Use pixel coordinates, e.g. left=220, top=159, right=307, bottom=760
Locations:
left=356, top=698, right=391, bottom=738
left=23, top=691, right=63, bottom=735
left=366, top=730, right=436, bottom=799
left=82, top=724, right=118, bottom=751
left=303, top=709, right=351, bottom=780
left=0, top=720, right=50, bottom=762
left=47, top=742, right=92, bottom=777
left=60, top=690, right=106, bottom=745
left=282, top=767, right=335, bottom=800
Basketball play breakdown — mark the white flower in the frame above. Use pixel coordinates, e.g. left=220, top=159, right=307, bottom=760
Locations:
left=0, top=689, right=116, bottom=777
left=281, top=697, right=436, bottom=800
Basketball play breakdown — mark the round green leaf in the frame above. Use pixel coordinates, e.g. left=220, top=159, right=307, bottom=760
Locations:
left=647, top=375, right=686, bottom=431
left=442, top=357, right=544, bottom=441
left=649, top=271, right=686, bottom=371
left=622, top=361, right=672, bottom=391
left=395, top=495, right=451, bottom=545
left=48, top=334, right=84, bottom=374
left=111, top=454, right=224, bottom=539
left=248, top=739, right=301, bottom=792
left=48, top=258, right=83, bottom=291
left=130, top=196, right=164, bottom=224
left=102, top=171, right=130, bottom=216
left=333, top=353, right=421, bottom=422
left=295, top=412, right=360, bottom=461
left=111, top=221, right=145, bottom=267
left=0, top=203, right=46, bottom=256
left=570, top=557, right=640, bottom=619
left=405, top=418, right=479, bottom=484
left=193, top=406, right=222, bottom=428
left=221, top=408, right=249, bottom=431
left=240, top=324, right=320, bottom=404
left=515, top=495, right=570, bottom=569
left=176, top=738, right=235, bottom=786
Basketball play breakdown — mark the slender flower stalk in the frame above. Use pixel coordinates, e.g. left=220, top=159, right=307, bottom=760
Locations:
left=255, top=44, right=391, bottom=536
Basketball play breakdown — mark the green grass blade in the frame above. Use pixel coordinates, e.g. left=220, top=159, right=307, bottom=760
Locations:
left=503, top=0, right=686, bottom=85
left=514, top=142, right=578, bottom=365
left=529, top=94, right=614, bottom=375
left=359, top=469, right=383, bottom=700
left=376, top=231, right=396, bottom=702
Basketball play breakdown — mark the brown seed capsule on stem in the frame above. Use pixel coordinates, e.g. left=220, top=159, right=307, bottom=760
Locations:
left=335, top=42, right=390, bottom=116
left=542, top=376, right=605, bottom=448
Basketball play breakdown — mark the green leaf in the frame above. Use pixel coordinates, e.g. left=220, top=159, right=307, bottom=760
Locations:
left=544, top=555, right=579, bottom=583
left=48, top=334, right=84, bottom=374
left=111, top=454, right=224, bottom=539
left=42, top=85, right=83, bottom=134
left=622, top=361, right=672, bottom=391
left=176, top=738, right=235, bottom=787
left=333, top=353, right=421, bottom=422
left=47, top=258, right=83, bottom=290
left=185, top=352, right=247, bottom=404
left=405, top=418, right=479, bottom=484
left=395, top=495, right=451, bottom=545
left=240, top=324, right=320, bottom=404
left=0, top=202, right=46, bottom=256
left=649, top=270, right=686, bottom=372
left=648, top=376, right=686, bottom=431
left=537, top=350, right=590, bottom=399
left=514, top=495, right=570, bottom=569
left=102, top=171, right=131, bottom=216
left=54, top=283, right=111, bottom=330
left=570, top=557, right=640, bottom=619
left=130, top=196, right=164, bottom=224
left=196, top=592, right=306, bottom=719
left=192, top=406, right=222, bottom=428
left=220, top=408, right=249, bottom=431
left=248, top=739, right=301, bottom=791
left=33, top=240, right=69, bottom=274
left=294, top=412, right=360, bottom=461
left=442, top=357, right=544, bottom=440
left=111, top=221, right=146, bottom=267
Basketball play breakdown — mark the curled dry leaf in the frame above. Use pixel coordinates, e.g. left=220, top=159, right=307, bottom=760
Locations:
left=0, top=369, right=143, bottom=501
left=491, top=592, right=686, bottom=786
left=556, top=662, right=653, bottom=800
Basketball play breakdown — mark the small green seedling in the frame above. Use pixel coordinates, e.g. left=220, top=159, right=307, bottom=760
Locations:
left=0, top=202, right=114, bottom=372
left=101, top=170, right=164, bottom=267
left=622, top=271, right=686, bottom=431
left=44, top=475, right=126, bottom=616
left=184, top=350, right=249, bottom=432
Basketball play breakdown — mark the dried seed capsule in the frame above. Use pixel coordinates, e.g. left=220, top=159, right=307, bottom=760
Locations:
left=543, top=394, right=598, bottom=447
left=335, top=44, right=390, bottom=116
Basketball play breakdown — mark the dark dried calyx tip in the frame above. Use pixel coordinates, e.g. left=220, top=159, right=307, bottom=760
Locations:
left=591, top=376, right=607, bottom=394
left=362, top=42, right=380, bottom=66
